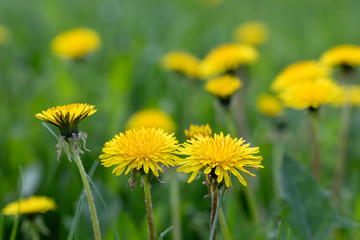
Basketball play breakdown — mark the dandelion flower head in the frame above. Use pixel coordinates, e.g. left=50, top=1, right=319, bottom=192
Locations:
left=256, top=94, right=283, bottom=117
left=0, top=25, right=9, bottom=45
left=205, top=75, right=242, bottom=99
left=184, top=124, right=212, bottom=140
left=2, top=196, right=57, bottom=216
left=35, top=103, right=96, bottom=138
left=200, top=43, right=258, bottom=78
left=52, top=28, right=100, bottom=59
left=320, top=45, right=360, bottom=68
left=177, top=132, right=263, bottom=187
left=279, top=78, right=341, bottom=109
left=271, top=61, right=330, bottom=92
left=233, top=22, right=268, bottom=46
left=332, top=85, right=360, bottom=106
left=162, top=51, right=201, bottom=79
left=125, top=109, right=176, bottom=133
left=100, top=128, right=179, bottom=178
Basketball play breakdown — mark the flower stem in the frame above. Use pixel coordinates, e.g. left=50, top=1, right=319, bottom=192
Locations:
left=170, top=176, right=182, bottom=240
left=333, top=102, right=352, bottom=205
left=219, top=207, right=231, bottom=240
left=9, top=214, right=19, bottom=240
left=210, top=185, right=218, bottom=240
left=70, top=145, right=102, bottom=240
left=143, top=176, right=156, bottom=240
left=209, top=186, right=225, bottom=240
left=309, top=111, right=321, bottom=181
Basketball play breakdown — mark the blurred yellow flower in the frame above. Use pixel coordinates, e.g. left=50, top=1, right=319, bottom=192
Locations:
left=51, top=28, right=100, bottom=59
left=320, top=45, right=360, bottom=68
left=200, top=43, right=258, bottom=78
left=332, top=85, right=360, bottom=106
left=100, top=128, right=179, bottom=177
left=0, top=25, right=9, bottom=45
left=125, top=109, right=176, bottom=133
left=205, top=75, right=242, bottom=99
left=35, top=103, right=96, bottom=138
left=233, top=22, right=268, bottom=46
left=271, top=61, right=330, bottom=92
left=162, top=51, right=201, bottom=79
left=279, top=78, right=340, bottom=109
left=177, top=132, right=263, bottom=187
left=184, top=124, right=212, bottom=140
left=256, top=94, right=283, bottom=117
left=2, top=196, right=56, bottom=216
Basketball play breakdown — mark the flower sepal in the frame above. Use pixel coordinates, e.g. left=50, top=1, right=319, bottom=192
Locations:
left=57, top=131, right=90, bottom=162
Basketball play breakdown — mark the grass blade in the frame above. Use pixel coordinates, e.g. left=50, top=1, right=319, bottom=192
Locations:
left=158, top=226, right=174, bottom=240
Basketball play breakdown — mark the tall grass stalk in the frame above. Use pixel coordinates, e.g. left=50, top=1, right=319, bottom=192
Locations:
left=0, top=213, right=3, bottom=240
left=143, top=176, right=156, bottom=240
left=209, top=186, right=226, bottom=240
left=219, top=208, right=231, bottom=240
left=170, top=176, right=182, bottom=240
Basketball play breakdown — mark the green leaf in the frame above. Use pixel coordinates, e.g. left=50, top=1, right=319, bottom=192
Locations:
left=279, top=155, right=354, bottom=240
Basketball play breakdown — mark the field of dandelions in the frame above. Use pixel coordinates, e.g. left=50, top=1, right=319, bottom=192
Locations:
left=1, top=0, right=360, bottom=239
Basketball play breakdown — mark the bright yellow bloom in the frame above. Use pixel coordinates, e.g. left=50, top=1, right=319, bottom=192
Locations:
left=126, top=109, right=176, bottom=133
left=177, top=133, right=263, bottom=187
left=35, top=103, right=96, bottom=137
left=184, top=124, right=212, bottom=140
left=205, top=75, right=242, bottom=99
left=271, top=61, right=330, bottom=92
left=0, top=25, right=8, bottom=45
left=332, top=85, right=360, bottom=106
left=52, top=28, right=100, bottom=59
left=200, top=43, right=258, bottom=78
left=279, top=78, right=341, bottom=109
left=100, top=128, right=179, bottom=177
left=233, top=22, right=268, bottom=46
left=162, top=51, right=201, bottom=79
left=2, top=196, right=56, bottom=216
left=256, top=94, right=283, bottom=117
left=320, top=45, right=360, bottom=68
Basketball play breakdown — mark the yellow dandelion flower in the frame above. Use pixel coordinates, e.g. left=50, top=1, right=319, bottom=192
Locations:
left=256, top=94, right=283, bottom=117
left=279, top=78, right=341, bottom=109
left=125, top=109, right=176, bottom=133
left=271, top=61, right=330, bottom=92
left=332, top=85, right=360, bottom=106
left=100, top=128, right=179, bottom=178
left=0, top=25, right=9, bottom=45
left=2, top=196, right=56, bottom=216
left=177, top=132, right=263, bottom=187
left=35, top=103, right=96, bottom=138
left=205, top=75, right=242, bottom=104
left=233, top=22, right=268, bottom=46
left=51, top=28, right=100, bottom=59
left=162, top=51, right=201, bottom=79
left=200, top=43, right=258, bottom=78
left=320, top=45, right=360, bottom=68
left=184, top=124, right=212, bottom=140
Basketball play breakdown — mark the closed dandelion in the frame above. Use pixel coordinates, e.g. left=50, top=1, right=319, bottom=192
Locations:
left=205, top=75, right=242, bottom=106
left=51, top=28, right=100, bottom=59
left=320, top=45, right=360, bottom=71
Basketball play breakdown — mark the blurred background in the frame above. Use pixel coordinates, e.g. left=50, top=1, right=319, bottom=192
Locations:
left=1, top=0, right=360, bottom=239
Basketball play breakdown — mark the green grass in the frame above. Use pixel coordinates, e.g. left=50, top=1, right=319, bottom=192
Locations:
left=1, top=0, right=360, bottom=239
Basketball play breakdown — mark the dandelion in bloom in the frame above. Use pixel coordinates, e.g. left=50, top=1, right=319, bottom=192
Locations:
left=233, top=22, right=268, bottom=46
left=35, top=103, right=96, bottom=160
left=320, top=45, right=360, bottom=71
left=271, top=61, right=330, bottom=93
left=162, top=51, right=201, bottom=79
left=256, top=94, right=283, bottom=117
left=184, top=124, right=212, bottom=140
left=125, top=109, right=176, bottom=133
left=200, top=43, right=258, bottom=78
left=51, top=28, right=100, bottom=59
left=2, top=196, right=56, bottom=216
left=205, top=75, right=242, bottom=106
left=177, top=132, right=263, bottom=188
left=0, top=25, right=9, bottom=45
left=279, top=78, right=341, bottom=110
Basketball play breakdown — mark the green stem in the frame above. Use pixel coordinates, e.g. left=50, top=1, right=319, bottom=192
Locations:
left=0, top=213, right=3, bottom=240
left=9, top=214, right=19, bottom=240
left=333, top=102, right=352, bottom=205
left=209, top=186, right=225, bottom=240
left=309, top=111, right=321, bottom=181
left=70, top=145, right=102, bottom=240
left=210, top=185, right=218, bottom=240
left=143, top=176, right=156, bottom=240
left=219, top=208, right=231, bottom=240
left=170, top=177, right=182, bottom=240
